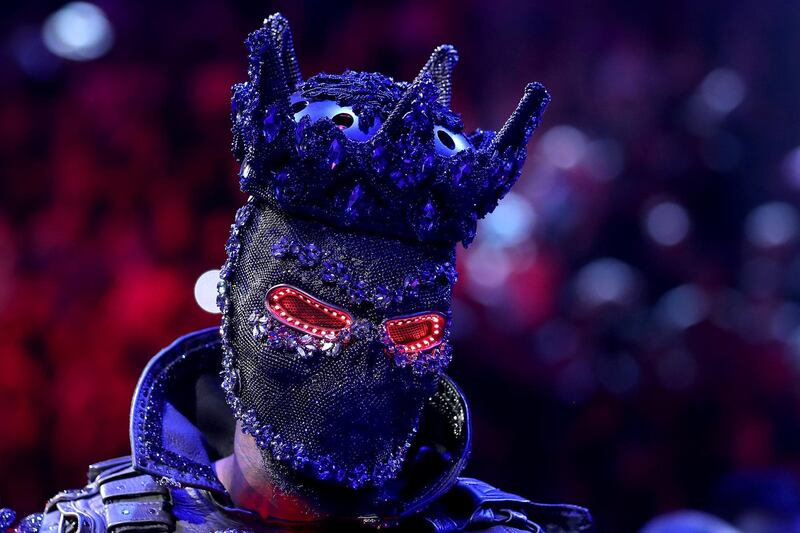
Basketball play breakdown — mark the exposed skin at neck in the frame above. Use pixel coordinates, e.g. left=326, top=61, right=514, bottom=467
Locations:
left=214, top=420, right=328, bottom=523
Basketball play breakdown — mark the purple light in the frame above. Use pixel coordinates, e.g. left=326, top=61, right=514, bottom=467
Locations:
left=42, top=2, right=113, bottom=61
left=745, top=202, right=799, bottom=248
left=644, top=201, right=691, bottom=247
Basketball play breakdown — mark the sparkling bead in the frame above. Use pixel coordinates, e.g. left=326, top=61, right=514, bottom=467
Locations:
left=234, top=204, right=252, bottom=226
left=220, top=260, right=233, bottom=280
left=437, top=262, right=458, bottom=285
left=350, top=319, right=372, bottom=339
left=389, top=169, right=408, bottom=189
left=267, top=330, right=284, bottom=349
left=224, top=234, right=240, bottom=256
left=321, top=260, right=338, bottom=283
left=0, top=508, right=16, bottom=529
left=316, top=456, right=333, bottom=479
left=402, top=275, right=420, bottom=299
left=402, top=99, right=431, bottom=131
left=295, top=116, right=310, bottom=153
left=337, top=271, right=352, bottom=288
left=336, top=328, right=352, bottom=345
left=17, top=513, right=43, bottom=533
left=418, top=200, right=436, bottom=233
left=271, top=236, right=293, bottom=258
left=419, top=265, right=436, bottom=284
left=371, top=142, right=390, bottom=173
left=347, top=280, right=366, bottom=304
left=296, top=345, right=312, bottom=359
left=373, top=285, right=392, bottom=309
left=325, top=260, right=348, bottom=283
left=349, top=464, right=369, bottom=488
left=327, top=138, right=344, bottom=169
left=344, top=184, right=363, bottom=220
left=298, top=243, right=321, bottom=267
left=421, top=153, right=435, bottom=177
left=262, top=105, right=280, bottom=143
left=453, top=161, right=471, bottom=185
left=238, top=161, right=252, bottom=186
left=273, top=170, right=292, bottom=202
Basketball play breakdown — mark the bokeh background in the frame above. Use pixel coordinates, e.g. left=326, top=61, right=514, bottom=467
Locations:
left=2, top=0, right=800, bottom=531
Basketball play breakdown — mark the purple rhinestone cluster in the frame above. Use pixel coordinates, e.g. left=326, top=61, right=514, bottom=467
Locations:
left=270, top=236, right=321, bottom=267
left=382, top=328, right=454, bottom=376
left=249, top=310, right=368, bottom=359
left=217, top=200, right=416, bottom=489
left=269, top=235, right=458, bottom=308
left=13, top=513, right=41, bottom=533
left=0, top=508, right=16, bottom=530
left=231, top=15, right=550, bottom=246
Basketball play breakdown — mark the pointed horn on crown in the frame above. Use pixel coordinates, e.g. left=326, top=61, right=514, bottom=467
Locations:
left=420, top=44, right=459, bottom=106
left=265, top=13, right=303, bottom=91
left=248, top=13, right=303, bottom=106
left=488, top=82, right=551, bottom=156
left=371, top=70, right=437, bottom=143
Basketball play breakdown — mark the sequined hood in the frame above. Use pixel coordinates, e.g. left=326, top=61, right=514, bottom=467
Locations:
left=128, top=327, right=472, bottom=521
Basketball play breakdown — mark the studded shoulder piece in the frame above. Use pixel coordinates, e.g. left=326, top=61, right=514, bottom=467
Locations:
left=31, top=456, right=175, bottom=533
left=417, top=477, right=593, bottom=533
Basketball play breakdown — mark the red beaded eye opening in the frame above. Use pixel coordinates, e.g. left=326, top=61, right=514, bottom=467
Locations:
left=266, top=285, right=352, bottom=338
left=384, top=312, right=446, bottom=353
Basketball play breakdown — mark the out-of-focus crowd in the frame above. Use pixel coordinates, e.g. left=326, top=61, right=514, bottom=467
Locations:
left=2, top=1, right=800, bottom=531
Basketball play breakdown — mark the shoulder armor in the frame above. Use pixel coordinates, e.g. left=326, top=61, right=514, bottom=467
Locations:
left=34, top=456, right=175, bottom=533
left=419, top=477, right=593, bottom=533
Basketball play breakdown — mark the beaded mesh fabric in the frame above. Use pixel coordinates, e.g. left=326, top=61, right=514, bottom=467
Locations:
left=217, top=12, right=550, bottom=508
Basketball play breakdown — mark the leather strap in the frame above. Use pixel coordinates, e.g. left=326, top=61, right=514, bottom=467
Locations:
left=96, top=461, right=175, bottom=533
left=104, top=501, right=173, bottom=531
left=100, top=475, right=168, bottom=500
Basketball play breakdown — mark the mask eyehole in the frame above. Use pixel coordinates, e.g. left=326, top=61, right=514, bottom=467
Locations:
left=384, top=312, right=446, bottom=353
left=291, top=100, right=309, bottom=113
left=332, top=112, right=355, bottom=129
left=267, top=285, right=352, bottom=337
left=433, top=125, right=471, bottom=156
left=437, top=129, right=456, bottom=150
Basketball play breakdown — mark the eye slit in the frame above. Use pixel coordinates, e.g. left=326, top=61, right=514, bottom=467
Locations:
left=437, top=129, right=456, bottom=150
left=332, top=112, right=355, bottom=129
left=385, top=312, right=446, bottom=353
left=267, top=285, right=352, bottom=338
left=291, top=100, right=309, bottom=113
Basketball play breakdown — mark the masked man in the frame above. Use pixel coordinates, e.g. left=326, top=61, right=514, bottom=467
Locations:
left=12, top=14, right=592, bottom=533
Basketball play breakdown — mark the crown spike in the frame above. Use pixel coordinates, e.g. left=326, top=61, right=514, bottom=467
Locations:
left=264, top=13, right=303, bottom=90
left=488, top=82, right=551, bottom=156
left=420, top=44, right=459, bottom=106
left=247, top=13, right=302, bottom=106
left=371, top=71, right=436, bottom=143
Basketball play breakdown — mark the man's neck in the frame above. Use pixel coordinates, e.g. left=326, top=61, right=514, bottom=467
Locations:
left=213, top=422, right=327, bottom=523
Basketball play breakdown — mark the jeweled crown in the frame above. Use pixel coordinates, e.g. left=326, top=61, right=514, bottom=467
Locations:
left=231, top=13, right=550, bottom=246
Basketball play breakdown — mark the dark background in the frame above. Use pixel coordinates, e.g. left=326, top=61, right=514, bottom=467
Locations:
left=2, top=1, right=800, bottom=531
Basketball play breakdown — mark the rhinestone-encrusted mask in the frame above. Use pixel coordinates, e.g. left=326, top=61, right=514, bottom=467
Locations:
left=219, top=12, right=550, bottom=498
left=219, top=200, right=456, bottom=491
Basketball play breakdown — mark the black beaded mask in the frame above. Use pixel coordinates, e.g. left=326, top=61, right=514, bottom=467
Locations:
left=217, top=13, right=549, bottom=494
left=220, top=200, right=455, bottom=491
